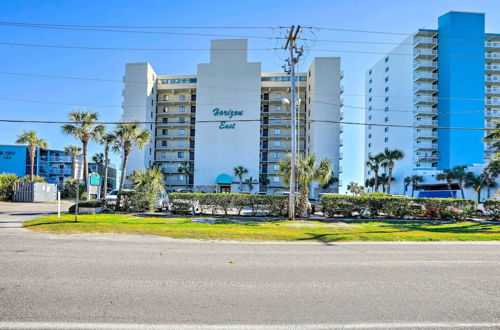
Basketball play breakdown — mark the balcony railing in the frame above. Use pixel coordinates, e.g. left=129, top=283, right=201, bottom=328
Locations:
left=486, top=42, right=500, bottom=48
left=413, top=60, right=438, bottom=69
left=414, top=96, right=438, bottom=104
left=417, top=155, right=440, bottom=162
left=414, top=131, right=438, bottom=138
left=413, top=84, right=438, bottom=92
left=415, top=120, right=438, bottom=127
left=485, top=99, right=500, bottom=106
left=413, top=37, right=437, bottom=46
left=486, top=65, right=500, bottom=72
left=414, top=49, right=438, bottom=57
left=414, top=107, right=438, bottom=115
left=485, top=53, right=500, bottom=60
left=486, top=87, right=500, bottom=94
left=486, top=76, right=500, bottom=83
left=413, top=72, right=438, bottom=81
left=414, top=143, right=438, bottom=150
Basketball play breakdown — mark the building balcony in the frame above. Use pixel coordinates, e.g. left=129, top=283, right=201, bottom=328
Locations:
left=156, top=145, right=189, bottom=151
left=413, top=37, right=437, bottom=47
left=486, top=65, right=500, bottom=73
left=486, top=41, right=500, bottom=49
left=413, top=60, right=438, bottom=70
left=486, top=110, right=500, bottom=117
left=414, top=48, right=438, bottom=58
left=414, top=131, right=438, bottom=139
left=413, top=83, right=438, bottom=93
left=415, top=119, right=438, bottom=127
left=485, top=99, right=500, bottom=106
left=40, top=156, right=73, bottom=163
left=157, top=99, right=194, bottom=105
left=486, top=87, right=500, bottom=95
left=49, top=169, right=73, bottom=175
left=416, top=154, right=440, bottom=162
left=486, top=75, right=500, bottom=84
left=413, top=72, right=438, bottom=82
left=485, top=52, right=500, bottom=62
left=414, top=107, right=438, bottom=115
left=414, top=95, right=438, bottom=105
left=414, top=143, right=438, bottom=151
left=156, top=122, right=192, bottom=128
left=155, top=134, right=190, bottom=139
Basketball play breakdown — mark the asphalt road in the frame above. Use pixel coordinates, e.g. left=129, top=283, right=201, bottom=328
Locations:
left=0, top=203, right=499, bottom=329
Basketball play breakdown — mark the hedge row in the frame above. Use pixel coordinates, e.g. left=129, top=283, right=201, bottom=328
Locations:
left=169, top=193, right=290, bottom=216
left=320, top=195, right=478, bottom=220
left=483, top=200, right=500, bottom=219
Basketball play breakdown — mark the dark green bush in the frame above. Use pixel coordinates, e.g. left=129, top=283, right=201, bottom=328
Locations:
left=0, top=173, right=19, bottom=201
left=117, top=190, right=150, bottom=213
left=320, top=195, right=477, bottom=220
left=483, top=200, right=500, bottom=220
left=169, top=193, right=290, bottom=216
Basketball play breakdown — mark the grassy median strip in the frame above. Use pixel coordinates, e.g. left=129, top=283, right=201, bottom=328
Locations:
left=23, top=214, right=500, bottom=242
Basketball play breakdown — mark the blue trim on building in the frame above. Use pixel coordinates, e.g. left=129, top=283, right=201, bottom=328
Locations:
left=437, top=12, right=485, bottom=169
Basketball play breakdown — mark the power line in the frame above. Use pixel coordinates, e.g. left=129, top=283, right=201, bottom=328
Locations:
left=0, top=21, right=276, bottom=29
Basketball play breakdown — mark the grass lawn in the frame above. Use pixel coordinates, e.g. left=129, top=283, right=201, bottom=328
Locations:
left=22, top=214, right=500, bottom=242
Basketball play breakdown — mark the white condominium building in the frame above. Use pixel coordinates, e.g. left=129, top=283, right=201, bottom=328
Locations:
left=122, top=39, right=343, bottom=195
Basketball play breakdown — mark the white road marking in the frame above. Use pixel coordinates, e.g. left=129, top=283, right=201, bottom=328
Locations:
left=1, top=322, right=500, bottom=329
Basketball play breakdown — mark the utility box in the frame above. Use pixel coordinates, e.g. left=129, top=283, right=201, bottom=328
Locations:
left=12, top=182, right=57, bottom=202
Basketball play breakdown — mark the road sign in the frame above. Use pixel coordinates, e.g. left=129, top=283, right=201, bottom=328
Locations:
left=89, top=173, right=101, bottom=186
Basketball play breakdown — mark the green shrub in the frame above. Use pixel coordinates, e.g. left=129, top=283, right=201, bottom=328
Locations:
left=0, top=173, right=19, bottom=201
left=169, top=193, right=290, bottom=216
left=61, top=178, right=86, bottom=198
left=117, top=190, right=150, bottom=213
left=19, top=175, right=46, bottom=183
left=320, top=195, right=477, bottom=220
left=483, top=200, right=500, bottom=220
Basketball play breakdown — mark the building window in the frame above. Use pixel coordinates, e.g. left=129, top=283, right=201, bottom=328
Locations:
left=368, top=125, right=372, bottom=129
left=275, top=117, right=281, bottom=123
left=385, top=56, right=389, bottom=63
left=162, top=129, right=168, bottom=135
left=369, top=79, right=372, bottom=84
left=162, top=118, right=168, bottom=123
left=178, top=152, right=184, bottom=158
left=385, top=67, right=389, bottom=72
left=368, top=143, right=372, bottom=148
left=178, top=140, right=185, bottom=147
left=179, top=106, right=186, bottom=112
left=163, top=107, right=168, bottom=113
left=368, top=106, right=372, bottom=111
left=274, top=93, right=282, bottom=100
left=368, top=88, right=372, bottom=93
left=384, top=137, right=389, bottom=142
left=273, top=176, right=280, bottom=183
left=178, top=117, right=185, bottom=123
left=368, top=97, right=372, bottom=102
left=273, top=152, right=280, bottom=159
left=385, top=76, right=389, bottom=82
left=179, top=95, right=186, bottom=101
left=274, top=105, right=281, bottom=111
left=385, top=87, right=389, bottom=93
left=368, top=115, right=372, bottom=121
left=369, top=69, right=372, bottom=75
left=368, top=134, right=372, bottom=139
left=385, top=107, right=389, bottom=112
left=161, top=141, right=167, bottom=147
left=385, top=97, right=389, bottom=102
left=178, top=175, right=184, bottom=181
left=162, top=95, right=169, bottom=101
left=274, top=140, right=281, bottom=147
left=161, top=152, right=167, bottom=159
left=274, top=129, right=281, bottom=135
left=273, top=164, right=279, bottom=171
left=385, top=127, right=389, bottom=132
left=385, top=117, right=389, bottom=122
left=179, top=129, right=185, bottom=135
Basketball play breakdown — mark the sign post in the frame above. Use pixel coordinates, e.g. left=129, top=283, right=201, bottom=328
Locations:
left=57, top=191, right=61, bottom=219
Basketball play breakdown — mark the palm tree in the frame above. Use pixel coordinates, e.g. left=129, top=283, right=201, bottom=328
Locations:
left=347, top=182, right=363, bottom=196
left=259, top=174, right=270, bottom=189
left=278, top=153, right=332, bottom=217
left=233, top=165, right=248, bottom=192
left=410, top=174, right=424, bottom=197
left=92, top=153, right=105, bottom=173
left=436, top=169, right=455, bottom=194
left=404, top=176, right=412, bottom=195
left=366, top=154, right=383, bottom=192
left=113, top=121, right=151, bottom=204
left=64, top=145, right=82, bottom=179
left=378, top=173, right=391, bottom=193
left=129, top=166, right=164, bottom=211
left=62, top=110, right=105, bottom=186
left=365, top=177, right=375, bottom=193
left=98, top=133, right=116, bottom=199
left=464, top=172, right=484, bottom=202
left=244, top=177, right=255, bottom=192
left=483, top=160, right=500, bottom=199
left=381, top=149, right=404, bottom=195
left=15, top=130, right=48, bottom=181
left=451, top=165, right=467, bottom=199
left=177, top=161, right=192, bottom=190
left=320, top=172, right=339, bottom=190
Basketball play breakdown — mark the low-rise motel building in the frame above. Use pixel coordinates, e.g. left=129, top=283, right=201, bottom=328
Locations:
left=122, top=39, right=343, bottom=195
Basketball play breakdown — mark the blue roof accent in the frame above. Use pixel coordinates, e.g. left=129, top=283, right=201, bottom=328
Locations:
left=215, top=174, right=232, bottom=184
left=417, top=190, right=456, bottom=198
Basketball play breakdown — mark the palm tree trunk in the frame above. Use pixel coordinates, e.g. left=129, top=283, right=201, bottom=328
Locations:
left=458, top=179, right=465, bottom=199
left=477, top=189, right=481, bottom=203
left=103, top=149, right=109, bottom=200
left=185, top=171, right=189, bottom=189
left=82, top=140, right=88, bottom=186
left=446, top=180, right=452, bottom=193
left=29, top=146, right=35, bottom=182
left=387, top=167, right=393, bottom=195
left=239, top=177, right=242, bottom=193
left=71, top=156, right=76, bottom=179
left=411, top=184, right=415, bottom=197
left=298, top=184, right=309, bottom=218
left=116, top=150, right=129, bottom=210
left=487, top=186, right=491, bottom=199
left=374, top=169, right=379, bottom=192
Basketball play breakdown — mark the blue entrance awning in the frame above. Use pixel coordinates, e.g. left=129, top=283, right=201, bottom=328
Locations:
left=215, top=174, right=232, bottom=184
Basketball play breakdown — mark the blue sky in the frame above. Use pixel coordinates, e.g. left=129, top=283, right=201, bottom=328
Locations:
left=0, top=0, right=499, bottom=190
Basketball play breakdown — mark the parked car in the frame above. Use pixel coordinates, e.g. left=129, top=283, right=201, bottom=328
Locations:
left=105, top=189, right=134, bottom=206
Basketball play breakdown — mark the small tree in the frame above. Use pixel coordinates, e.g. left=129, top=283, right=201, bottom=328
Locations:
left=451, top=165, right=467, bottom=199
left=436, top=169, right=455, bottom=193
left=64, top=145, right=82, bottom=179
left=381, top=149, right=405, bottom=195
left=278, top=153, right=332, bottom=217
left=464, top=172, right=484, bottom=202
left=233, top=165, right=248, bottom=192
left=244, top=176, right=255, bottom=192
left=347, top=182, right=363, bottom=196
left=129, top=166, right=165, bottom=211
left=410, top=174, right=424, bottom=197
left=178, top=161, right=192, bottom=190
left=0, top=173, right=19, bottom=201
left=15, top=130, right=48, bottom=181
left=97, top=133, right=116, bottom=199
left=366, top=154, right=383, bottom=192
left=365, top=177, right=375, bottom=193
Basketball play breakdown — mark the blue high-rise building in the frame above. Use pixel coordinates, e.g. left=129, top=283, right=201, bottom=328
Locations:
left=365, top=11, right=499, bottom=196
